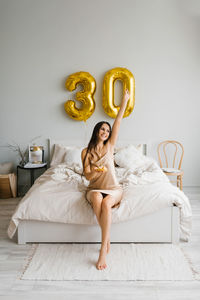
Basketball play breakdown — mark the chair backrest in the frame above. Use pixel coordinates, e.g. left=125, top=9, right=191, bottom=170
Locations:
left=157, top=140, right=184, bottom=170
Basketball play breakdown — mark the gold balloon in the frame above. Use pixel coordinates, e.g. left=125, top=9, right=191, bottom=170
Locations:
left=64, top=71, right=96, bottom=121
left=103, top=67, right=135, bottom=118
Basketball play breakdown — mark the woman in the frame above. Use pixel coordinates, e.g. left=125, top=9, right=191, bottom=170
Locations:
left=81, top=89, right=130, bottom=270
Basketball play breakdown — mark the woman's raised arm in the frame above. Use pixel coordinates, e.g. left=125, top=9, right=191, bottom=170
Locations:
left=109, top=89, right=130, bottom=147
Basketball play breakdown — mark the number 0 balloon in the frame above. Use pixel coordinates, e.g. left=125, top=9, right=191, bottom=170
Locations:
left=103, top=67, right=135, bottom=118
left=64, top=71, right=96, bottom=122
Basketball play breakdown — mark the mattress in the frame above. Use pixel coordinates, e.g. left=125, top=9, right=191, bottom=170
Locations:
left=7, top=155, right=192, bottom=241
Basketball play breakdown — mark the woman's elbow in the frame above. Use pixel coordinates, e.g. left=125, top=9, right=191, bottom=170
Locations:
left=84, top=174, right=90, bottom=180
left=83, top=171, right=91, bottom=181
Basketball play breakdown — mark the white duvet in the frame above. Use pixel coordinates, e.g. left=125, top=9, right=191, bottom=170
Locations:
left=7, top=156, right=192, bottom=241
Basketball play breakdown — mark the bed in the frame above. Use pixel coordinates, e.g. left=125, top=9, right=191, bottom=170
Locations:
left=7, top=139, right=192, bottom=244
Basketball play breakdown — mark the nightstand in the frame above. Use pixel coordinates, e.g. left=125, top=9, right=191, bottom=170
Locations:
left=17, top=163, right=47, bottom=197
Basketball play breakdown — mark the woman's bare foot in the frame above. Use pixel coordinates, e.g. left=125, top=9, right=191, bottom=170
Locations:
left=96, top=246, right=107, bottom=270
left=107, top=239, right=110, bottom=253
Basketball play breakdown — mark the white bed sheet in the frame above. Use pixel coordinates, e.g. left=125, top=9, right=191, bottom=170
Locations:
left=7, top=156, right=192, bottom=241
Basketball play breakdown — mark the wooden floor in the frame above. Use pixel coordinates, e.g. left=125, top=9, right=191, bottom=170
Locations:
left=0, top=188, right=200, bottom=300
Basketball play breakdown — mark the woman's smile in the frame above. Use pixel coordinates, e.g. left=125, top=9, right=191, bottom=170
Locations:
left=100, top=133, right=108, bottom=139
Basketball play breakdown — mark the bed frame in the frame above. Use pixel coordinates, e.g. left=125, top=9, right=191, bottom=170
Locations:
left=18, top=206, right=179, bottom=244
left=17, top=139, right=180, bottom=244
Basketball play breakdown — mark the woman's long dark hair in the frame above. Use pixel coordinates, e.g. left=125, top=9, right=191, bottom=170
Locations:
left=82, top=121, right=112, bottom=175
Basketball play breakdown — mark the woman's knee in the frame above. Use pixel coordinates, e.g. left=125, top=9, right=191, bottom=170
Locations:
left=101, top=196, right=114, bottom=210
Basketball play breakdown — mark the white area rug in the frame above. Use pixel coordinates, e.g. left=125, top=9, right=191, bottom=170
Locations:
left=20, top=243, right=199, bottom=281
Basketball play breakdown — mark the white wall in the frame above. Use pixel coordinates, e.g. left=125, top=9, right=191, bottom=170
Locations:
left=0, top=0, right=199, bottom=186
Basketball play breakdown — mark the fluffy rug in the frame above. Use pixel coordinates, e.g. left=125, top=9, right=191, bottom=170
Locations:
left=20, top=243, right=199, bottom=281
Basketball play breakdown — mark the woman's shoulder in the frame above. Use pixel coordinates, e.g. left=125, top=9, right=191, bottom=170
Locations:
left=82, top=147, right=87, bottom=153
left=81, top=147, right=87, bottom=157
left=81, top=147, right=92, bottom=160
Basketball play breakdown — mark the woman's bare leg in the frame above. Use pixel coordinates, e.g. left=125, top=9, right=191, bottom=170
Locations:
left=96, top=195, right=116, bottom=270
left=90, top=192, right=103, bottom=225
left=90, top=192, right=110, bottom=254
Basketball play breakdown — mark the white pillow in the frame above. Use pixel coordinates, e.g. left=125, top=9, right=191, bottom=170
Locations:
left=50, top=144, right=83, bottom=170
left=114, top=144, right=144, bottom=155
left=114, top=145, right=145, bottom=169
left=50, top=144, right=68, bottom=167
left=63, top=147, right=83, bottom=169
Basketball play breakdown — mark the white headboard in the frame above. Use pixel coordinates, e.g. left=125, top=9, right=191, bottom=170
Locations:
left=48, top=139, right=147, bottom=163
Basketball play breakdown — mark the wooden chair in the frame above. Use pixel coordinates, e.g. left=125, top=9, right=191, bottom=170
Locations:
left=157, top=140, right=184, bottom=190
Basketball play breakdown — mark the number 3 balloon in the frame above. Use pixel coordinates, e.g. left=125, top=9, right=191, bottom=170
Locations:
left=64, top=71, right=96, bottom=122
left=103, top=67, right=135, bottom=118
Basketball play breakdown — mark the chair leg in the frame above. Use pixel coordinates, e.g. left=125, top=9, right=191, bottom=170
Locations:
left=177, top=176, right=180, bottom=188
left=180, top=176, right=183, bottom=190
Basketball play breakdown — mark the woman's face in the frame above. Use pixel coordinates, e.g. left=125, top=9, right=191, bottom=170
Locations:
left=98, top=123, right=110, bottom=142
